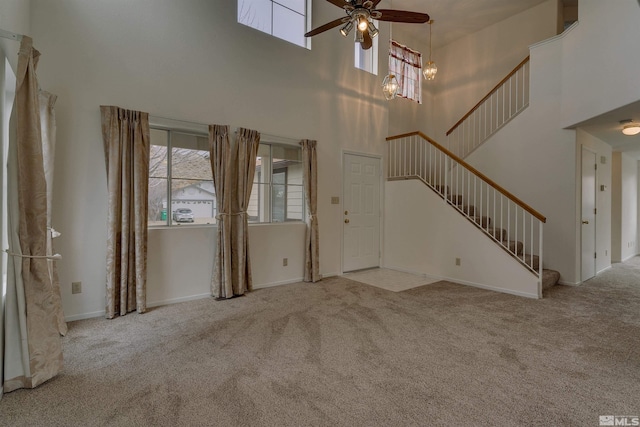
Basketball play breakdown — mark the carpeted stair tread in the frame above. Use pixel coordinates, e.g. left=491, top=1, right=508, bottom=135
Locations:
left=455, top=204, right=475, bottom=216
left=487, top=227, right=507, bottom=240
left=542, top=269, right=560, bottom=290
left=473, top=216, right=491, bottom=228
left=502, top=240, right=523, bottom=255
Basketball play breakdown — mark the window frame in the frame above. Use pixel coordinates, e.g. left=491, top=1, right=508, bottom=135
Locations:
left=237, top=0, right=312, bottom=49
left=147, top=120, right=306, bottom=228
left=250, top=141, right=306, bottom=224
left=148, top=125, right=215, bottom=228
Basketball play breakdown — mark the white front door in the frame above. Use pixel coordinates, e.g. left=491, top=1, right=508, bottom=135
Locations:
left=343, top=153, right=381, bottom=272
left=581, top=147, right=596, bottom=282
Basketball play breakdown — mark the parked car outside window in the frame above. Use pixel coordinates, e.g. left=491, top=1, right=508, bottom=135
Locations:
left=172, top=208, right=194, bottom=223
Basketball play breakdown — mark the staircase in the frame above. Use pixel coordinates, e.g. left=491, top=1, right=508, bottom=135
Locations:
left=386, top=131, right=560, bottom=296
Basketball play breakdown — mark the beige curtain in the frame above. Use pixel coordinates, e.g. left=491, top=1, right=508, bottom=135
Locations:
left=3, top=36, right=64, bottom=396
left=100, top=106, right=150, bottom=318
left=300, top=140, right=321, bottom=282
left=40, top=90, right=67, bottom=335
left=231, top=128, right=260, bottom=294
left=209, top=126, right=260, bottom=299
left=209, top=125, right=233, bottom=298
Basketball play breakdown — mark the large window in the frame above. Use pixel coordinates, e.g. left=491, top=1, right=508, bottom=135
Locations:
left=148, top=127, right=304, bottom=227
left=148, top=128, right=215, bottom=226
left=238, top=0, right=310, bottom=48
left=389, top=40, right=422, bottom=103
left=250, top=143, right=304, bottom=223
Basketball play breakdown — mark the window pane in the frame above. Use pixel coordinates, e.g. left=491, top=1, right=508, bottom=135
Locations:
left=149, top=129, right=169, bottom=225
left=254, top=144, right=271, bottom=184
left=248, top=183, right=269, bottom=223
left=273, top=4, right=305, bottom=47
left=286, top=184, right=304, bottom=221
left=148, top=177, right=168, bottom=226
left=272, top=172, right=286, bottom=222
left=275, top=0, right=305, bottom=14
left=238, top=0, right=273, bottom=34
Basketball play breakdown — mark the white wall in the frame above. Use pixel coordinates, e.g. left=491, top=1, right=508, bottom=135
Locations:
left=430, top=0, right=558, bottom=142
left=561, top=0, right=640, bottom=127
left=461, top=32, right=577, bottom=283
left=0, top=0, right=30, bottom=73
left=577, top=129, right=612, bottom=274
left=384, top=180, right=539, bottom=298
left=25, top=0, right=392, bottom=319
left=611, top=152, right=638, bottom=263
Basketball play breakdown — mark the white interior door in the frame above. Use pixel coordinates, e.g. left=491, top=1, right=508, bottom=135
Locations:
left=581, top=147, right=596, bottom=282
left=343, top=153, right=381, bottom=272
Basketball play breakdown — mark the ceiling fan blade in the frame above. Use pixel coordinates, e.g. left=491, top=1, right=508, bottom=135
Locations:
left=376, top=9, right=430, bottom=24
left=370, top=0, right=383, bottom=7
left=361, top=30, right=373, bottom=50
left=305, top=17, right=349, bottom=37
left=325, top=0, right=350, bottom=9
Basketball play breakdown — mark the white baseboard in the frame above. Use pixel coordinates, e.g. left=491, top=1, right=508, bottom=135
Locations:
left=65, top=310, right=106, bottom=322
left=147, top=293, right=211, bottom=308
left=558, top=280, right=581, bottom=286
left=253, top=277, right=304, bottom=290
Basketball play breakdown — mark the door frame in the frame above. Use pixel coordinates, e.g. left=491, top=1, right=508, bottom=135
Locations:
left=580, top=146, right=597, bottom=282
left=341, top=150, right=383, bottom=274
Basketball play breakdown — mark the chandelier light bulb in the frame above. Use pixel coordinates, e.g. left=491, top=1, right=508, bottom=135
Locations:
left=382, top=74, right=399, bottom=100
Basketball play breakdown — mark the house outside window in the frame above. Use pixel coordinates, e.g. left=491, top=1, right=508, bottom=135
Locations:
left=238, top=0, right=310, bottom=48
left=389, top=40, right=422, bottom=103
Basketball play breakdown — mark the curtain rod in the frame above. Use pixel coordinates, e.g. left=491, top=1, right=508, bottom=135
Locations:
left=0, top=28, right=24, bottom=42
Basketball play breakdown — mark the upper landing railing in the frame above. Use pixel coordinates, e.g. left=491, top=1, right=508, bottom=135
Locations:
left=446, top=57, right=530, bottom=159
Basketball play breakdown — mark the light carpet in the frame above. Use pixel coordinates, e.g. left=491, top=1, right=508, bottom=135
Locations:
left=1, top=259, right=640, bottom=426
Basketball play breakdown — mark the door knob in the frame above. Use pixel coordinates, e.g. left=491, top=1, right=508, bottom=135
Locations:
left=582, top=220, right=589, bottom=224
left=344, top=211, right=348, bottom=215
left=344, top=219, right=350, bottom=224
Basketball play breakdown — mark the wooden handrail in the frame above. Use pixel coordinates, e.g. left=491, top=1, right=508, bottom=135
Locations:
left=446, top=56, right=530, bottom=136
left=386, top=131, right=546, bottom=223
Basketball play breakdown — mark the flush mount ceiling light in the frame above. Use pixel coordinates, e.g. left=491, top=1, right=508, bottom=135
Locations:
left=621, top=119, right=640, bottom=136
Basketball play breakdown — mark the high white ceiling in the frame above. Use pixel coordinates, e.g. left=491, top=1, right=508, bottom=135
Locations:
left=388, top=0, right=549, bottom=47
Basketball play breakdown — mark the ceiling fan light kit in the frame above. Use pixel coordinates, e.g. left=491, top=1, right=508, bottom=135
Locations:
left=304, top=0, right=430, bottom=51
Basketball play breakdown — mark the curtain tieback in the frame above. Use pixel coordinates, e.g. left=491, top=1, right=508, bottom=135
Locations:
left=215, top=211, right=248, bottom=220
left=4, top=249, right=62, bottom=260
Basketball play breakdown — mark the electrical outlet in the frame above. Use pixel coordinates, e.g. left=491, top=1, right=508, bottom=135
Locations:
left=71, top=281, right=82, bottom=294
left=282, top=258, right=288, bottom=267
left=455, top=258, right=461, bottom=266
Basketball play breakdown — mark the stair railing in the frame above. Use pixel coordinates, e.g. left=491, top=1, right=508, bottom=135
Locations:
left=387, top=131, right=545, bottom=279
left=446, top=56, right=530, bottom=159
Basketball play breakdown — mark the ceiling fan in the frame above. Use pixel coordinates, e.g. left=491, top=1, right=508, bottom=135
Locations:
left=304, top=0, right=430, bottom=50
